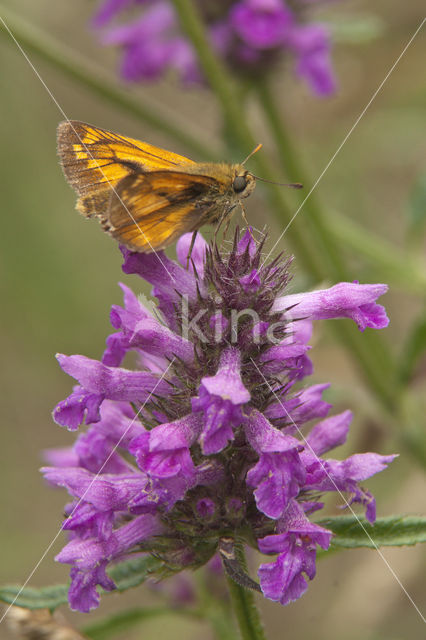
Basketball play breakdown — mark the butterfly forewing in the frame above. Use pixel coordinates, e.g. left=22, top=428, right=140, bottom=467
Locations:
left=57, top=121, right=195, bottom=196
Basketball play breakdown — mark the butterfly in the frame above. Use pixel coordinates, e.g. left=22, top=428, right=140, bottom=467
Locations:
left=57, top=121, right=262, bottom=254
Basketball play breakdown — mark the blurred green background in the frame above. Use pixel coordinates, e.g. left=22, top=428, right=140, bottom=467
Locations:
left=0, top=1, right=425, bottom=639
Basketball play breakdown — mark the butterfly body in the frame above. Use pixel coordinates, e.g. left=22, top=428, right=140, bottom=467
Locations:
left=57, top=121, right=256, bottom=252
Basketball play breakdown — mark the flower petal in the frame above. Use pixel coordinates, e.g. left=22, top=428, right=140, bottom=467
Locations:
left=56, top=354, right=170, bottom=401
left=193, top=347, right=250, bottom=454
left=306, top=410, right=352, bottom=455
left=176, top=232, right=208, bottom=277
left=274, top=282, right=389, bottom=331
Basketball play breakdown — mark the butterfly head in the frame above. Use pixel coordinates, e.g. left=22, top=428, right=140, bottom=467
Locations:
left=232, top=169, right=256, bottom=200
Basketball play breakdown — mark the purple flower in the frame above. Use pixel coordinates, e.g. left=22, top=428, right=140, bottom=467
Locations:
left=258, top=500, right=332, bottom=604
left=273, top=282, right=389, bottom=331
left=192, top=347, right=250, bottom=454
left=288, top=23, right=336, bottom=96
left=230, top=0, right=293, bottom=49
left=45, top=229, right=394, bottom=611
left=91, top=0, right=339, bottom=96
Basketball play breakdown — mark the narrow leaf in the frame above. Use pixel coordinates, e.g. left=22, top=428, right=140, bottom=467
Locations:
left=108, top=554, right=163, bottom=591
left=0, top=584, right=69, bottom=610
left=0, top=555, right=163, bottom=611
left=317, top=515, right=426, bottom=549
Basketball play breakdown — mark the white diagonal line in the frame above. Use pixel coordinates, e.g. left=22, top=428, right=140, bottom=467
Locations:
left=0, top=14, right=177, bottom=283
left=0, top=358, right=175, bottom=625
left=249, top=356, right=425, bottom=624
left=263, top=17, right=426, bottom=266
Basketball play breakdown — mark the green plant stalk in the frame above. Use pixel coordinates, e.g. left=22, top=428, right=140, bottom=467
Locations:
left=224, top=543, right=266, bottom=640
left=0, top=6, right=214, bottom=160
left=171, top=0, right=398, bottom=411
left=256, top=79, right=348, bottom=279
left=195, top=567, right=240, bottom=640
left=171, top=0, right=325, bottom=276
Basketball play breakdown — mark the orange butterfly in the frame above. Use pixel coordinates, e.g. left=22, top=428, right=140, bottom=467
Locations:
left=57, top=121, right=260, bottom=253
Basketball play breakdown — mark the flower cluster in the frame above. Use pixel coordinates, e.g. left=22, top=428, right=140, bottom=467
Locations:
left=92, top=0, right=336, bottom=96
left=43, top=230, right=395, bottom=612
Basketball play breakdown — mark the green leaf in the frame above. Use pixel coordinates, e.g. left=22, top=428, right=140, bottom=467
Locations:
left=0, top=555, right=163, bottom=611
left=398, top=314, right=426, bottom=385
left=108, top=554, right=163, bottom=592
left=317, top=515, right=426, bottom=550
left=0, top=583, right=69, bottom=610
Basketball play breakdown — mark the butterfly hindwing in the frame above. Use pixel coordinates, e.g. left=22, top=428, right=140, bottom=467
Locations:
left=104, top=171, right=222, bottom=251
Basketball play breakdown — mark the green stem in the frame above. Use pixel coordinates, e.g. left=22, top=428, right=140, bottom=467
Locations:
left=171, top=0, right=255, bottom=153
left=256, top=78, right=347, bottom=279
left=171, top=0, right=324, bottom=276
left=196, top=567, right=240, bottom=640
left=0, top=6, right=214, bottom=160
left=225, top=544, right=266, bottom=640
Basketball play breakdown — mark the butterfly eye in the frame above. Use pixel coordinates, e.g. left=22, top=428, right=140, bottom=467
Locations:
left=233, top=175, right=247, bottom=193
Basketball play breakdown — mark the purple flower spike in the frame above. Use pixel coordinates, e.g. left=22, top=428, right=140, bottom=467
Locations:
left=48, top=229, right=394, bottom=611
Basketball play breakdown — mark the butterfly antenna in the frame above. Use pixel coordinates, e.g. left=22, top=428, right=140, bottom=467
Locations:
left=241, top=143, right=263, bottom=165
left=251, top=175, right=303, bottom=189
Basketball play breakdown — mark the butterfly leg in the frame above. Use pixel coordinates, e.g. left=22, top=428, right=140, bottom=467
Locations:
left=222, top=215, right=232, bottom=240
left=240, top=202, right=255, bottom=240
left=186, top=230, right=198, bottom=268
left=214, top=205, right=237, bottom=250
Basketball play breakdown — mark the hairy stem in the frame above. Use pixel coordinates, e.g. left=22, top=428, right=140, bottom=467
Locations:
left=225, top=543, right=267, bottom=640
